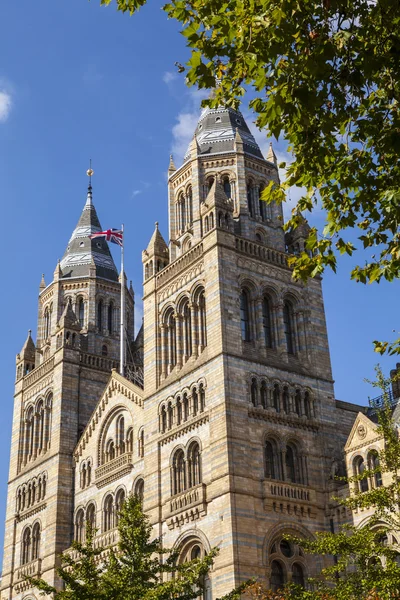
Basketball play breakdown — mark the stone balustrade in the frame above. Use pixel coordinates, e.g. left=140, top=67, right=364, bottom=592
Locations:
left=167, top=483, right=207, bottom=518
left=235, top=237, right=288, bottom=268
left=23, top=358, right=54, bottom=390
left=14, top=558, right=42, bottom=592
left=156, top=241, right=203, bottom=287
left=263, top=480, right=317, bottom=517
left=95, top=452, right=133, bottom=487
left=80, top=352, right=119, bottom=372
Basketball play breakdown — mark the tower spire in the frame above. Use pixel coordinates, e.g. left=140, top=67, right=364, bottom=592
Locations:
left=86, top=160, right=94, bottom=207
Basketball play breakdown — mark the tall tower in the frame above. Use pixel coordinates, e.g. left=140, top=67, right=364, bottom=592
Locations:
left=1, top=179, right=135, bottom=598
left=142, top=104, right=356, bottom=596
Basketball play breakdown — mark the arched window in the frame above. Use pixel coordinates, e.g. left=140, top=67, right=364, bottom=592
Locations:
left=270, top=560, right=285, bottom=592
left=262, top=296, right=273, bottom=348
left=368, top=451, right=382, bottom=488
left=188, top=442, right=201, bottom=488
left=173, top=449, right=186, bottom=495
left=78, top=299, right=85, bottom=327
left=251, top=378, right=257, bottom=406
left=32, top=522, right=41, bottom=560
left=223, top=177, right=231, bottom=198
left=304, top=391, right=312, bottom=418
left=295, top=390, right=302, bottom=416
left=81, top=464, right=87, bottom=489
left=21, top=527, right=31, bottom=565
left=247, top=184, right=254, bottom=217
left=108, top=303, right=113, bottom=334
left=209, top=212, right=214, bottom=229
left=167, top=402, right=174, bottom=429
left=183, top=394, right=189, bottom=421
left=161, top=406, right=167, bottom=432
left=192, top=389, right=199, bottom=416
left=240, top=289, right=251, bottom=342
left=166, top=310, right=177, bottom=370
left=104, top=495, right=114, bottom=532
left=199, top=384, right=205, bottom=412
left=115, top=489, right=126, bottom=525
left=87, top=461, right=92, bottom=486
left=204, top=216, right=209, bottom=233
left=127, top=428, right=134, bottom=452
left=273, top=384, right=280, bottom=411
left=37, top=400, right=45, bottom=455
left=283, top=301, right=295, bottom=355
left=102, top=344, right=108, bottom=356
left=182, top=301, right=192, bottom=360
left=44, top=307, right=51, bottom=339
left=259, top=186, right=265, bottom=220
left=265, top=440, right=279, bottom=480
left=97, top=300, right=103, bottom=332
left=292, top=563, right=305, bottom=587
left=354, top=456, right=369, bottom=492
left=285, top=445, right=297, bottom=483
left=116, top=416, right=125, bottom=454
left=199, top=290, right=207, bottom=349
left=260, top=381, right=267, bottom=409
left=134, top=478, right=144, bottom=504
left=75, top=509, right=85, bottom=542
left=86, top=503, right=96, bottom=529
left=176, top=398, right=182, bottom=425
left=106, top=440, right=115, bottom=463
left=282, top=387, right=290, bottom=413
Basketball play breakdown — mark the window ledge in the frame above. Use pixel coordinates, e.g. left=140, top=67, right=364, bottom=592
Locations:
left=14, top=558, right=42, bottom=592
left=95, top=452, right=133, bottom=488
left=263, top=480, right=317, bottom=517
left=165, top=483, right=207, bottom=529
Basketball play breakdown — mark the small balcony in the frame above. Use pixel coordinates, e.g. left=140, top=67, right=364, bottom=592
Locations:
left=165, top=483, right=207, bottom=530
left=263, top=480, right=317, bottom=518
left=66, top=529, right=120, bottom=563
left=14, top=558, right=42, bottom=593
left=95, top=452, right=133, bottom=488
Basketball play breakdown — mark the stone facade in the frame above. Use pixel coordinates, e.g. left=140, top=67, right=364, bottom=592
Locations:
left=1, top=104, right=363, bottom=600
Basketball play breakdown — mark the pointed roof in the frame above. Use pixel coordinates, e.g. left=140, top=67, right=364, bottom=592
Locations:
left=57, top=300, right=82, bottom=331
left=344, top=412, right=378, bottom=452
left=184, top=106, right=263, bottom=161
left=201, top=179, right=232, bottom=213
left=266, top=142, right=278, bottom=166
left=168, top=154, right=176, bottom=173
left=144, top=222, right=169, bottom=258
left=60, top=184, right=119, bottom=282
left=39, top=273, right=46, bottom=290
left=18, top=330, right=36, bottom=360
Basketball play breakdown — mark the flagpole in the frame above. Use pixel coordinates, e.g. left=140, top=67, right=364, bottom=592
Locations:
left=120, top=223, right=125, bottom=376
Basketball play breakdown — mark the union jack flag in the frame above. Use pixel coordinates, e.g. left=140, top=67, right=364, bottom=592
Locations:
left=89, top=228, right=123, bottom=247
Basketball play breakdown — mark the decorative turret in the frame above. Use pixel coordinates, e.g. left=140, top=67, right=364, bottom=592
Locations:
left=142, top=222, right=169, bottom=281
left=60, top=182, right=118, bottom=282
left=168, top=154, right=176, bottom=175
left=39, top=274, right=46, bottom=291
left=201, top=179, right=234, bottom=234
left=55, top=300, right=82, bottom=351
left=16, top=330, right=36, bottom=380
left=285, top=214, right=311, bottom=255
left=266, top=141, right=278, bottom=167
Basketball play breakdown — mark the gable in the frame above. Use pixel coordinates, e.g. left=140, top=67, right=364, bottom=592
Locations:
left=344, top=411, right=380, bottom=453
left=74, top=369, right=144, bottom=460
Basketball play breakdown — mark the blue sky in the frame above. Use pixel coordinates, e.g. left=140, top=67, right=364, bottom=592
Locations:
left=0, top=0, right=398, bottom=565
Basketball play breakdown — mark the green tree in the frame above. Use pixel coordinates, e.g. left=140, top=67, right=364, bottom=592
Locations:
left=271, top=367, right=400, bottom=600
left=30, top=494, right=249, bottom=600
left=100, top=0, right=400, bottom=355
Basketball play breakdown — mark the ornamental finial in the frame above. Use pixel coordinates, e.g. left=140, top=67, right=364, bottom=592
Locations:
left=86, top=159, right=94, bottom=186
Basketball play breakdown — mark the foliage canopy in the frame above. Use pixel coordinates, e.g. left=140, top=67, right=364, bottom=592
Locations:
left=29, top=494, right=248, bottom=600
left=101, top=0, right=400, bottom=354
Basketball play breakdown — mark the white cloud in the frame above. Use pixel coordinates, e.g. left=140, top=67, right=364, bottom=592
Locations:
left=170, top=88, right=209, bottom=165
left=163, top=71, right=177, bottom=85
left=0, top=90, right=12, bottom=123
left=132, top=190, right=142, bottom=198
